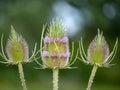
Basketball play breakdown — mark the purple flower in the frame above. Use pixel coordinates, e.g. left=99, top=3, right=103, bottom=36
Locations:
left=41, top=19, right=70, bottom=69
left=44, top=36, right=68, bottom=43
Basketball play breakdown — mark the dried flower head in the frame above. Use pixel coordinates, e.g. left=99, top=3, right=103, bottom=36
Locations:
left=79, top=29, right=118, bottom=67
left=40, top=19, right=78, bottom=69
left=0, top=25, right=38, bottom=64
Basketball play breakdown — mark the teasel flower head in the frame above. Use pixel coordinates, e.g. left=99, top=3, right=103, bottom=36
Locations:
left=40, top=19, right=78, bottom=69
left=0, top=25, right=38, bottom=64
left=79, top=29, right=118, bottom=67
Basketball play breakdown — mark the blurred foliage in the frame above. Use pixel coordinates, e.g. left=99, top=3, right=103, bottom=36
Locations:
left=0, top=0, right=120, bottom=90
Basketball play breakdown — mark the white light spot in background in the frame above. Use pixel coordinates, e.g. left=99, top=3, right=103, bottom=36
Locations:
left=52, top=1, right=85, bottom=37
left=103, top=3, right=116, bottom=19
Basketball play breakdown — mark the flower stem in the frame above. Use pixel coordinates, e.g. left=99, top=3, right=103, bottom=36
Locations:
left=53, top=68, right=59, bottom=90
left=87, top=65, right=98, bottom=90
left=18, top=62, right=27, bottom=90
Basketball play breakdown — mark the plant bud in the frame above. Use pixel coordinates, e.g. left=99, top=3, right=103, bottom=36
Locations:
left=6, top=26, right=29, bottom=63
left=42, top=20, right=70, bottom=69
left=87, top=30, right=109, bottom=65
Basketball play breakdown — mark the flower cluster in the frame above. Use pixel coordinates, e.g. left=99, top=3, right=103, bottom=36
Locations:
left=41, top=20, right=73, bottom=69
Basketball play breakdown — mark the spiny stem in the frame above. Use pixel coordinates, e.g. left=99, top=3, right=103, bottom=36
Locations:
left=18, top=62, right=27, bottom=90
left=87, top=65, right=98, bottom=90
left=53, top=68, right=59, bottom=90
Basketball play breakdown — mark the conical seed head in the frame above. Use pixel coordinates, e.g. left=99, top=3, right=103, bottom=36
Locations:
left=6, top=26, right=29, bottom=63
left=87, top=30, right=109, bottom=65
left=42, top=19, right=70, bottom=68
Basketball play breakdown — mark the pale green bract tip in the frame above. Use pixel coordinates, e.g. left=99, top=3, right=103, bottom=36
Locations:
left=96, top=29, right=104, bottom=45
left=48, top=19, right=66, bottom=37
left=10, top=25, right=20, bottom=42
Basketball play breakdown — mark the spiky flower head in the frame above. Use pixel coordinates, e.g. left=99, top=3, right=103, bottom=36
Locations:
left=6, top=26, right=29, bottom=63
left=41, top=19, right=71, bottom=69
left=79, top=29, right=118, bottom=67
left=0, top=25, right=37, bottom=64
left=87, top=30, right=110, bottom=65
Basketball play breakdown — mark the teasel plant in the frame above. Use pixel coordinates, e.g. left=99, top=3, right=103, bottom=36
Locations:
left=36, top=19, right=78, bottom=90
left=78, top=29, right=118, bottom=90
left=0, top=26, right=39, bottom=90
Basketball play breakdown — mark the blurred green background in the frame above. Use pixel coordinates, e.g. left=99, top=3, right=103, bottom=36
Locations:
left=0, top=0, right=120, bottom=90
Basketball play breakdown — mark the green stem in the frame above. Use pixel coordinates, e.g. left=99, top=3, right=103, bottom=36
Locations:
left=87, top=65, right=98, bottom=90
left=18, top=62, right=27, bottom=90
left=53, top=68, right=59, bottom=90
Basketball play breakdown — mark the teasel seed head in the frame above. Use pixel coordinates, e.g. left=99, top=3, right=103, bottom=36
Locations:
left=0, top=25, right=38, bottom=65
left=87, top=30, right=109, bottom=65
left=79, top=29, right=118, bottom=67
left=41, top=19, right=71, bottom=69
left=6, top=26, right=29, bottom=63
